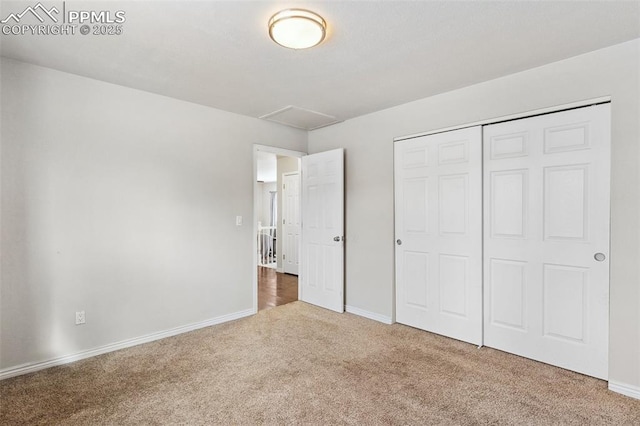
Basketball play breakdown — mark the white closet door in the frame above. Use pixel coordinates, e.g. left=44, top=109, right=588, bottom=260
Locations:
left=282, top=172, right=301, bottom=275
left=395, top=127, right=482, bottom=345
left=483, top=104, right=610, bottom=379
left=300, top=149, right=344, bottom=313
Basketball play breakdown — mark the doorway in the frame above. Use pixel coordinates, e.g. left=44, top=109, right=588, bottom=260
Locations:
left=254, top=146, right=304, bottom=312
left=253, top=145, right=346, bottom=314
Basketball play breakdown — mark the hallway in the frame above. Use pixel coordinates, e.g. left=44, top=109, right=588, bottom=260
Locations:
left=258, top=266, right=298, bottom=311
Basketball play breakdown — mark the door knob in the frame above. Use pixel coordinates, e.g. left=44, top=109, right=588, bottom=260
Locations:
left=333, top=236, right=341, bottom=242
left=396, top=239, right=402, bottom=245
left=594, top=253, right=606, bottom=262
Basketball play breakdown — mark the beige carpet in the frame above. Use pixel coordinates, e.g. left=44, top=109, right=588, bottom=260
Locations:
left=1, top=301, right=638, bottom=425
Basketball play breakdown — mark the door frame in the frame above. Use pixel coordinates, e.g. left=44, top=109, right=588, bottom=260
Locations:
left=253, top=145, right=306, bottom=314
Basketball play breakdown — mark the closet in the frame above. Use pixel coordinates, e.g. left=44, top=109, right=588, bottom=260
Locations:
left=395, top=104, right=611, bottom=379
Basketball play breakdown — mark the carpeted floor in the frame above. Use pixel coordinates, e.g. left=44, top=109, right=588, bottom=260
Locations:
left=1, top=301, right=638, bottom=425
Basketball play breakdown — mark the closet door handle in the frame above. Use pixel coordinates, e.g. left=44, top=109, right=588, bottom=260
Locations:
left=594, top=253, right=606, bottom=262
left=333, top=236, right=341, bottom=242
left=396, top=239, right=402, bottom=245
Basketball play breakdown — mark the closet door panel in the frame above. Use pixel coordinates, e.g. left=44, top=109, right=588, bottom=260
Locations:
left=395, top=127, right=482, bottom=345
left=483, top=104, right=610, bottom=379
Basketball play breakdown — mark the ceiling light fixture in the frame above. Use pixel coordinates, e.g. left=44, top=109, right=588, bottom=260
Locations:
left=268, top=9, right=326, bottom=50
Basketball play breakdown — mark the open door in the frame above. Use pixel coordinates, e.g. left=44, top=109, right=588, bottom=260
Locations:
left=300, top=149, right=344, bottom=313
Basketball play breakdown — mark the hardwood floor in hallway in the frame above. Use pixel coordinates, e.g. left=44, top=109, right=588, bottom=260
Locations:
left=258, top=266, right=298, bottom=311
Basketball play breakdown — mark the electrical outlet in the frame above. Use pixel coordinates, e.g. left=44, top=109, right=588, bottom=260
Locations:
left=75, top=311, right=85, bottom=325
left=236, top=215, right=243, bottom=226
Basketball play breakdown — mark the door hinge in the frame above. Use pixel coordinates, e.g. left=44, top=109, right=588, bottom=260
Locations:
left=283, top=254, right=286, bottom=260
left=283, top=184, right=286, bottom=189
left=283, top=219, right=285, bottom=225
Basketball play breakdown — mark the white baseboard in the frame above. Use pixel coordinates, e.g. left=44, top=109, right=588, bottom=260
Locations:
left=0, top=308, right=254, bottom=381
left=609, top=380, right=640, bottom=400
left=345, top=305, right=393, bottom=325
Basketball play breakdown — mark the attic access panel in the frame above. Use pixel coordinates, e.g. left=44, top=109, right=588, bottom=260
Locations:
left=260, top=106, right=340, bottom=131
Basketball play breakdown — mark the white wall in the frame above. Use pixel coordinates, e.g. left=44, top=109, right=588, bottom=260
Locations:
left=308, top=39, right=640, bottom=390
left=275, top=156, right=300, bottom=270
left=0, top=58, right=307, bottom=370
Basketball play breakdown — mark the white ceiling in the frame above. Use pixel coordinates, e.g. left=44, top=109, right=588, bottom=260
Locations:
left=1, top=1, right=639, bottom=128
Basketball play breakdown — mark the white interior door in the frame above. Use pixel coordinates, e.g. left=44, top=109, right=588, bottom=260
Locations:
left=300, top=149, right=344, bottom=313
left=282, top=172, right=301, bottom=275
left=483, top=104, right=610, bottom=379
left=395, top=127, right=482, bottom=345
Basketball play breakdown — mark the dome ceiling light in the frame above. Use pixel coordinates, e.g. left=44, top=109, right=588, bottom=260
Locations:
left=268, top=9, right=326, bottom=49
